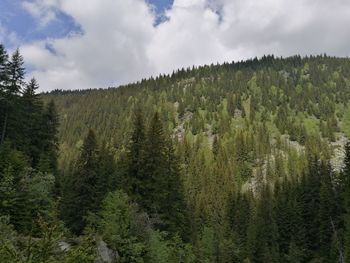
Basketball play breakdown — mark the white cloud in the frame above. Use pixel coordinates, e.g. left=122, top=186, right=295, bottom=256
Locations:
left=22, top=0, right=58, bottom=27
left=13, top=0, right=350, bottom=91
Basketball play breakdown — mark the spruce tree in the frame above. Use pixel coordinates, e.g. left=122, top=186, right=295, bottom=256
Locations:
left=344, top=142, right=350, bottom=262
left=1, top=49, right=26, bottom=150
left=161, top=137, right=188, bottom=237
left=40, top=100, right=59, bottom=174
left=126, top=107, right=146, bottom=200
left=96, top=143, right=117, bottom=205
left=7, top=49, right=25, bottom=95
left=141, top=111, right=167, bottom=213
left=62, top=129, right=99, bottom=234
left=318, top=161, right=335, bottom=261
left=22, top=78, right=43, bottom=165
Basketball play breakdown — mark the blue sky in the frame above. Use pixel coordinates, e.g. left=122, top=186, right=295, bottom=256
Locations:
left=0, top=0, right=173, bottom=48
left=149, top=0, right=173, bottom=13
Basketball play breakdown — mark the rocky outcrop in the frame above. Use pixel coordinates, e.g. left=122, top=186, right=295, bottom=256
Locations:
left=331, top=135, right=348, bottom=172
left=95, top=240, right=119, bottom=263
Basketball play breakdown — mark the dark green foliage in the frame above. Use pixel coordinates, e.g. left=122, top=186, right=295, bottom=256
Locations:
left=3, top=44, right=350, bottom=262
left=39, top=100, right=59, bottom=174
left=125, top=111, right=188, bottom=238
left=125, top=107, right=146, bottom=200
left=344, top=142, right=350, bottom=262
left=0, top=46, right=62, bottom=260
left=61, top=129, right=100, bottom=234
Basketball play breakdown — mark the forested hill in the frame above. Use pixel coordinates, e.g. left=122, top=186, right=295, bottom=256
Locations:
left=2, top=48, right=350, bottom=262
left=45, top=55, right=350, bottom=175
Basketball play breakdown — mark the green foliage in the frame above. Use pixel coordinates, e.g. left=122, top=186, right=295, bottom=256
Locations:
left=61, top=129, right=100, bottom=234
left=344, top=142, right=350, bottom=262
left=98, top=190, right=145, bottom=263
left=147, top=230, right=195, bottom=263
left=3, top=45, right=350, bottom=262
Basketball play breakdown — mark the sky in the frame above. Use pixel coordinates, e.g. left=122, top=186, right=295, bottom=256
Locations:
left=0, top=0, right=350, bottom=91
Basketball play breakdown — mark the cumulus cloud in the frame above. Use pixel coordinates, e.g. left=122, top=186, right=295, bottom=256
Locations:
left=22, top=0, right=58, bottom=27
left=12, top=0, right=350, bottom=91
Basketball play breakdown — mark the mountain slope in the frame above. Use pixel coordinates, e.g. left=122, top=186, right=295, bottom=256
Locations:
left=44, top=55, right=350, bottom=175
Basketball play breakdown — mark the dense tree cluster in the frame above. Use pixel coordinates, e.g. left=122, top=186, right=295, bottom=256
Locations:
left=0, top=44, right=59, bottom=233
left=2, top=44, right=350, bottom=262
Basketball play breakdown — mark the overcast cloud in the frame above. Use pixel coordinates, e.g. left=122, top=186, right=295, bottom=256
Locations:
left=7, top=0, right=350, bottom=91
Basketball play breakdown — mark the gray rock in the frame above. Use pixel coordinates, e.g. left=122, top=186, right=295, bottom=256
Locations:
left=58, top=241, right=70, bottom=252
left=95, top=240, right=119, bottom=263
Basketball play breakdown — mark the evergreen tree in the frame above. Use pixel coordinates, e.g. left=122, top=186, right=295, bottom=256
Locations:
left=161, top=137, right=188, bottom=238
left=40, top=100, right=59, bottom=174
left=7, top=49, right=25, bottom=95
left=318, top=161, right=335, bottom=261
left=344, top=142, right=350, bottom=262
left=126, top=107, right=146, bottom=200
left=22, top=78, right=44, bottom=165
left=62, top=129, right=99, bottom=234
left=141, top=112, right=167, bottom=213
left=95, top=143, right=117, bottom=206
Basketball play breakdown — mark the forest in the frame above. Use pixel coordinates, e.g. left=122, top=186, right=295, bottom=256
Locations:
left=1, top=43, right=350, bottom=262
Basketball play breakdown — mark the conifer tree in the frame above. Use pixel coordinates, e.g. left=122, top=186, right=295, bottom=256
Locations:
left=8, top=49, right=25, bottom=95
left=126, top=107, right=146, bottom=200
left=141, top=112, right=167, bottom=213
left=95, top=143, right=117, bottom=205
left=161, top=137, right=188, bottom=237
left=344, top=142, right=350, bottom=262
left=62, top=129, right=99, bottom=234
left=22, top=78, right=44, bottom=165
left=2, top=49, right=25, bottom=146
left=318, top=161, right=335, bottom=260
left=40, top=100, right=59, bottom=174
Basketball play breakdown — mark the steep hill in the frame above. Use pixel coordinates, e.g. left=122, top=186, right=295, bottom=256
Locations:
left=3, top=50, right=350, bottom=261
left=44, top=55, right=350, bottom=176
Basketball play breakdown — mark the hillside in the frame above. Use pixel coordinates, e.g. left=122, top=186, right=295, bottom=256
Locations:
left=2, top=50, right=350, bottom=262
left=45, top=55, right=350, bottom=174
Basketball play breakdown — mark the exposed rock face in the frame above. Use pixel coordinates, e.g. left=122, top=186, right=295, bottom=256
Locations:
left=58, top=241, right=70, bottom=252
left=331, top=135, right=348, bottom=172
left=95, top=240, right=119, bottom=263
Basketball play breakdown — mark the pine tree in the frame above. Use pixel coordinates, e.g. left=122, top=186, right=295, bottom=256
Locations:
left=7, top=49, right=25, bottom=95
left=318, top=161, right=335, bottom=261
left=344, top=142, right=350, bottom=262
left=255, top=185, right=280, bottom=262
left=22, top=78, right=44, bottom=165
left=299, top=156, right=321, bottom=259
left=126, top=107, right=146, bottom=200
left=62, top=129, right=99, bottom=234
left=95, top=143, right=117, bottom=205
left=141, top=112, right=167, bottom=213
left=3, top=49, right=25, bottom=146
left=161, top=137, right=188, bottom=237
left=40, top=100, right=59, bottom=174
